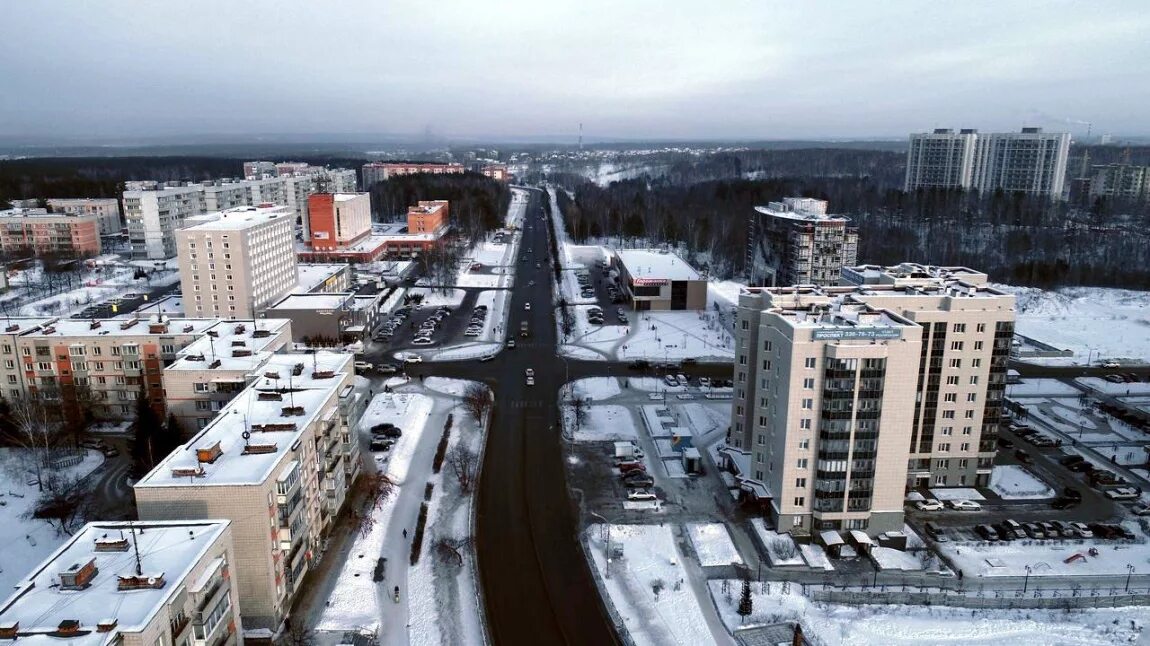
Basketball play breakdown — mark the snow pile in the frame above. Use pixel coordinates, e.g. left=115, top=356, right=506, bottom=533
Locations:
left=359, top=392, right=434, bottom=484
left=989, top=465, right=1055, bottom=500
left=799, top=544, right=835, bottom=571
left=685, top=523, right=743, bottom=567
left=871, top=547, right=925, bottom=571
left=586, top=524, right=717, bottom=646
left=1078, top=377, right=1150, bottom=396
left=750, top=519, right=804, bottom=567
left=707, top=583, right=1145, bottom=645
left=929, top=488, right=986, bottom=501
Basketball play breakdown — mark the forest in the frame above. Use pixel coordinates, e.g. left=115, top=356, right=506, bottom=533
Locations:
left=368, top=172, right=511, bottom=246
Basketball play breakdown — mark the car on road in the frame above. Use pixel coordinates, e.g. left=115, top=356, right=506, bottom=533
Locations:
left=997, top=437, right=1015, bottom=448
left=915, top=499, right=944, bottom=511
left=627, top=489, right=657, bottom=502
left=629, top=359, right=650, bottom=369
left=525, top=368, right=535, bottom=377
left=506, top=339, right=516, bottom=348
left=1101, top=361, right=1121, bottom=368
left=101, top=447, right=120, bottom=458
left=354, top=361, right=374, bottom=373
left=403, top=354, right=423, bottom=364
left=80, top=439, right=107, bottom=450
left=411, top=337, right=435, bottom=346
left=480, top=354, right=496, bottom=362
left=377, top=363, right=399, bottom=374
left=947, top=500, right=981, bottom=511
left=1132, top=503, right=1150, bottom=516
left=526, top=375, right=535, bottom=386
left=1014, top=449, right=1032, bottom=464
left=524, top=302, right=531, bottom=311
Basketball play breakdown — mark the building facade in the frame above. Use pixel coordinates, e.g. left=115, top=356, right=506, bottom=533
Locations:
left=730, top=264, right=1015, bottom=534
left=0, top=208, right=101, bottom=256
left=306, top=193, right=372, bottom=251
left=176, top=206, right=299, bottom=319
left=748, top=198, right=858, bottom=287
left=361, top=162, right=465, bottom=186
left=136, top=352, right=364, bottom=631
left=613, top=249, right=707, bottom=311
left=903, top=129, right=978, bottom=191
left=0, top=520, right=241, bottom=646
left=406, top=200, right=450, bottom=234
left=904, top=128, right=1070, bottom=198
left=1089, top=164, right=1150, bottom=203
left=45, top=198, right=122, bottom=236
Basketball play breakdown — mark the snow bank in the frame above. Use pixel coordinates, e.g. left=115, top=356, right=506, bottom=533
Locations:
left=685, top=523, right=743, bottom=567
left=989, top=465, right=1055, bottom=500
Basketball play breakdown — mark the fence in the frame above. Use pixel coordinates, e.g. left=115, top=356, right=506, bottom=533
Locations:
left=810, top=586, right=1150, bottom=610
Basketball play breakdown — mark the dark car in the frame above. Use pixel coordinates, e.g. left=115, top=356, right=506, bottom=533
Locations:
left=371, top=423, right=403, bottom=439
left=1059, top=455, right=1085, bottom=467
left=1062, top=487, right=1083, bottom=502
left=369, top=438, right=394, bottom=451
left=997, top=437, right=1015, bottom=449
left=629, top=359, right=651, bottom=370
left=623, top=473, right=655, bottom=488
left=1014, top=449, right=1033, bottom=464
left=1051, top=496, right=1079, bottom=510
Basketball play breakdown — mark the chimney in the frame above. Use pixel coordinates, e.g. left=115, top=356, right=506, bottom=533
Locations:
left=96, top=620, right=118, bottom=633
left=59, top=558, right=99, bottom=590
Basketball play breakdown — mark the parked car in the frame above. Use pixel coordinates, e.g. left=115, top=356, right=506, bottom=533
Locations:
left=101, top=447, right=120, bottom=458
left=629, top=359, right=651, bottom=370
left=915, top=499, right=944, bottom=511
left=1104, top=487, right=1140, bottom=500
left=997, top=437, right=1015, bottom=448
left=1014, top=449, right=1033, bottom=464
left=354, top=361, right=374, bottom=372
left=1132, top=503, right=1150, bottom=516
left=506, top=339, right=516, bottom=348
left=663, top=375, right=680, bottom=387
left=369, top=439, right=394, bottom=452
left=627, top=489, right=657, bottom=502
left=404, top=355, right=423, bottom=364
left=623, top=473, right=655, bottom=488
left=999, top=519, right=1026, bottom=540
left=371, top=423, right=403, bottom=438
left=1059, top=455, right=1085, bottom=467
left=948, top=500, right=982, bottom=511
left=923, top=522, right=948, bottom=542
left=1023, top=522, right=1046, bottom=539
left=1069, top=522, right=1094, bottom=538
left=377, top=363, right=399, bottom=374
left=618, top=462, right=647, bottom=474
left=975, top=524, right=1000, bottom=541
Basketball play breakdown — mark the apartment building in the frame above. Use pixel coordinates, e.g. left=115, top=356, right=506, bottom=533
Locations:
left=176, top=206, right=299, bottom=319
left=307, top=193, right=372, bottom=251
left=0, top=208, right=101, bottom=256
left=730, top=264, right=1015, bottom=533
left=1089, top=164, right=1150, bottom=203
left=904, top=127, right=1070, bottom=197
left=135, top=351, right=364, bottom=630
left=45, top=198, right=122, bottom=236
left=361, top=162, right=464, bottom=186
left=729, top=288, right=922, bottom=534
left=0, top=520, right=241, bottom=646
left=162, top=319, right=293, bottom=432
left=406, top=200, right=450, bottom=234
left=903, top=128, right=978, bottom=191
left=480, top=163, right=510, bottom=181
left=614, top=249, right=707, bottom=310
left=747, top=198, right=858, bottom=287
left=0, top=316, right=225, bottom=423
left=123, top=183, right=207, bottom=260
left=243, top=161, right=277, bottom=178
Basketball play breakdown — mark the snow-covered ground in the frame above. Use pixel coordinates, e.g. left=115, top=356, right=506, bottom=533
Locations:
left=566, top=405, right=641, bottom=442
left=998, top=284, right=1150, bottom=364
left=751, top=520, right=805, bottom=567
left=570, top=377, right=623, bottom=401
left=1007, top=378, right=1083, bottom=397
left=586, top=523, right=723, bottom=646
left=938, top=530, right=1150, bottom=578
left=0, top=448, right=105, bottom=593
left=686, top=523, right=743, bottom=567
left=2, top=257, right=178, bottom=318
left=707, top=584, right=1145, bottom=645
left=1078, top=377, right=1150, bottom=396
left=989, top=465, right=1055, bottom=500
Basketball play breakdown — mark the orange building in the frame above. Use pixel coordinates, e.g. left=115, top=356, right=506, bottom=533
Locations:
left=307, top=192, right=372, bottom=250
left=407, top=200, right=449, bottom=234
left=0, top=208, right=101, bottom=256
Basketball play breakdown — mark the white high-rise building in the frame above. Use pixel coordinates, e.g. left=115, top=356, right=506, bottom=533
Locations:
left=904, top=127, right=1070, bottom=198
left=176, top=205, right=299, bottom=319
left=123, top=183, right=207, bottom=259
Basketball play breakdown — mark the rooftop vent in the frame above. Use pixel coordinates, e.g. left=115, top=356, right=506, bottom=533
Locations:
left=116, top=573, right=165, bottom=591
left=281, top=406, right=305, bottom=417
left=263, top=371, right=281, bottom=380
left=4, top=324, right=18, bottom=332
left=55, top=620, right=82, bottom=636
left=0, top=623, right=18, bottom=639
left=89, top=321, right=102, bottom=330
left=206, top=330, right=219, bottom=338
left=41, top=326, right=57, bottom=335
left=234, top=324, right=246, bottom=334
left=196, top=441, right=223, bottom=464
left=252, top=329, right=271, bottom=339
left=183, top=325, right=195, bottom=333
left=258, top=392, right=283, bottom=401
left=186, top=354, right=205, bottom=362
left=171, top=465, right=205, bottom=478
left=242, top=443, right=278, bottom=455
left=59, top=558, right=99, bottom=590
left=119, top=318, right=139, bottom=330
left=93, top=536, right=130, bottom=552
left=230, top=340, right=246, bottom=347
left=252, top=422, right=297, bottom=433
left=292, top=363, right=304, bottom=376
left=208, top=359, right=222, bottom=369
left=313, top=370, right=334, bottom=379
left=96, top=620, right=118, bottom=633
left=148, top=322, right=168, bottom=334
left=232, top=349, right=252, bottom=358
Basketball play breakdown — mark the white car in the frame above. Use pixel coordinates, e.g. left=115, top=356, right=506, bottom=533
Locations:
left=411, top=337, right=435, bottom=346
left=948, top=500, right=982, bottom=512
left=524, top=302, right=532, bottom=311
left=1105, top=487, right=1140, bottom=500
left=479, top=354, right=496, bottom=362
left=525, top=368, right=535, bottom=377
left=663, top=375, right=680, bottom=387
left=1132, top=503, right=1150, bottom=516
left=403, top=354, right=423, bottom=364
left=354, top=361, right=374, bottom=372
left=698, top=377, right=712, bottom=388
left=1101, top=361, right=1120, bottom=368
left=526, top=376, right=535, bottom=386
left=627, top=489, right=657, bottom=502
left=915, top=499, right=944, bottom=512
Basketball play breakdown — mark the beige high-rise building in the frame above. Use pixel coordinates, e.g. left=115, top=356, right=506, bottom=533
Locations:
left=135, top=351, right=364, bottom=631
left=176, top=205, right=299, bottom=319
left=729, top=263, right=1015, bottom=535
left=0, top=519, right=242, bottom=646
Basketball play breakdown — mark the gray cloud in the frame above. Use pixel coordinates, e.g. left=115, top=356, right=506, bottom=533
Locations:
left=1, top=0, right=1147, bottom=141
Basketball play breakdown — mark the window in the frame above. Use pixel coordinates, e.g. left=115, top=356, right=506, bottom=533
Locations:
left=793, top=497, right=805, bottom=507
left=934, top=475, right=946, bottom=486
left=946, top=375, right=959, bottom=385
left=741, top=320, right=749, bottom=330
left=942, top=410, right=955, bottom=419
left=194, top=382, right=210, bottom=393
left=949, top=358, right=962, bottom=368
left=969, top=375, right=979, bottom=385
left=972, top=358, right=981, bottom=367
left=799, top=439, right=810, bottom=449
left=966, top=393, right=977, bottom=402
left=964, top=410, right=975, bottom=419
left=960, top=442, right=970, bottom=451
left=953, top=323, right=966, bottom=333
left=196, top=401, right=211, bottom=411
left=951, top=341, right=964, bottom=351
left=738, top=354, right=747, bottom=366
left=974, top=341, right=983, bottom=351
left=940, top=426, right=952, bottom=435
left=795, top=477, right=807, bottom=488
left=801, top=398, right=813, bottom=410
left=799, top=418, right=812, bottom=429
left=763, top=341, right=772, bottom=352
left=976, top=323, right=986, bottom=333
left=938, top=443, right=950, bottom=452
left=37, top=362, right=52, bottom=371
left=796, top=458, right=808, bottom=469
left=944, top=393, right=957, bottom=402
left=803, top=378, right=815, bottom=389
left=958, top=459, right=969, bottom=468
left=804, top=357, right=817, bottom=369
left=962, top=426, right=972, bottom=435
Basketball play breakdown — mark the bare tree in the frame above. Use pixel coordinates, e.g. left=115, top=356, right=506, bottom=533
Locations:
left=461, top=383, right=492, bottom=427
left=434, top=535, right=474, bottom=566
left=281, top=623, right=316, bottom=646
left=7, top=397, right=70, bottom=492
left=569, top=395, right=589, bottom=430
left=448, top=445, right=478, bottom=493
left=26, top=473, right=93, bottom=536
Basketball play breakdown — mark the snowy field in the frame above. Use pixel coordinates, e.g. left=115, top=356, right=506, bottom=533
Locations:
left=989, top=465, right=1055, bottom=500
left=0, top=448, right=105, bottom=594
left=410, top=288, right=467, bottom=308
left=708, top=584, right=1145, bottom=645
left=929, top=487, right=986, bottom=501
left=566, top=405, right=640, bottom=442
left=998, top=284, right=1150, bottom=364
left=586, top=524, right=718, bottom=646
left=3, top=258, right=179, bottom=318
left=686, top=523, right=743, bottom=567
left=938, top=531, right=1150, bottom=578
left=570, top=377, right=623, bottom=401
left=1007, top=378, right=1083, bottom=397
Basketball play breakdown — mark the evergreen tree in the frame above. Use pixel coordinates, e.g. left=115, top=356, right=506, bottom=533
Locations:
left=130, top=384, right=163, bottom=479
left=737, top=578, right=753, bottom=624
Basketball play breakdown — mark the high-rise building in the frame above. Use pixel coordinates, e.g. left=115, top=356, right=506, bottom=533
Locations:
left=729, top=263, right=1015, bottom=534
left=1089, top=164, right=1150, bottom=202
left=123, top=183, right=207, bottom=259
left=747, top=198, right=858, bottom=287
left=0, top=520, right=242, bottom=646
left=971, top=128, right=1070, bottom=197
left=904, top=127, right=1070, bottom=198
left=361, top=162, right=465, bottom=187
left=903, top=128, right=978, bottom=191
left=176, top=205, right=299, bottom=319
left=307, top=193, right=372, bottom=251
left=135, top=351, right=364, bottom=630
left=44, top=198, right=122, bottom=235
left=0, top=208, right=102, bottom=256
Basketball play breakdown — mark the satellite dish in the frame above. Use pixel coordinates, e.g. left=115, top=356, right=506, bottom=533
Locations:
left=242, top=431, right=251, bottom=440
left=147, top=577, right=157, bottom=585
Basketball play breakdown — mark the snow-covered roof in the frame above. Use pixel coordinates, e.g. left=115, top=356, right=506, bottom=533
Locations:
left=165, top=319, right=291, bottom=372
left=268, top=293, right=353, bottom=311
left=333, top=193, right=365, bottom=202
left=754, top=204, right=851, bottom=223
left=0, top=520, right=229, bottom=645
left=617, top=249, right=701, bottom=282
left=296, top=263, right=349, bottom=293
left=9, top=317, right=222, bottom=340
left=182, top=204, right=292, bottom=231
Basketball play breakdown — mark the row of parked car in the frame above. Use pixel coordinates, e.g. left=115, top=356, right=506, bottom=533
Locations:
left=464, top=304, right=489, bottom=337
left=970, top=518, right=1133, bottom=542
left=411, top=305, right=455, bottom=346
left=368, top=422, right=402, bottom=452
left=373, top=305, right=415, bottom=342
left=614, top=443, right=657, bottom=500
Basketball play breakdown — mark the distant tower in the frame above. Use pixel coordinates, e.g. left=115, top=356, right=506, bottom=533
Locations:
left=579, top=123, right=583, bottom=150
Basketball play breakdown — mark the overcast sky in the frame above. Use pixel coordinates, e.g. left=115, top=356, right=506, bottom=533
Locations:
left=2, top=1, right=1148, bottom=142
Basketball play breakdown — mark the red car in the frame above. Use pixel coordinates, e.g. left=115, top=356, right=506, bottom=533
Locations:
left=618, top=462, right=646, bottom=474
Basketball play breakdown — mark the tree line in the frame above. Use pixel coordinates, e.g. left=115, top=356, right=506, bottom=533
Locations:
left=367, top=172, right=511, bottom=246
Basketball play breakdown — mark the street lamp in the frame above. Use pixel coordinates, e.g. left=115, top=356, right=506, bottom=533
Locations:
left=1023, top=564, right=1032, bottom=594
left=588, top=511, right=613, bottom=578
left=1127, top=564, right=1135, bottom=592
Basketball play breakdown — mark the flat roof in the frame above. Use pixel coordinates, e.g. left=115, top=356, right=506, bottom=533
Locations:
left=182, top=205, right=292, bottom=231
left=268, top=293, right=352, bottom=311
left=617, top=249, right=701, bottom=281
left=333, top=193, right=366, bottom=202
left=753, top=205, right=851, bottom=223
left=296, top=263, right=348, bottom=293
left=0, top=520, right=229, bottom=645
left=0, top=208, right=96, bottom=220
left=771, top=300, right=914, bottom=331
left=8, top=317, right=223, bottom=340
left=165, top=319, right=290, bottom=372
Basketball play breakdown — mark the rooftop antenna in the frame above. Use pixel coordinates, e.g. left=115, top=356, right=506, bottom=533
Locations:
left=129, top=521, right=143, bottom=576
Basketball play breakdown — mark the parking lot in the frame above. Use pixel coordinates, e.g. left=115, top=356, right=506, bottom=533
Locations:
left=368, top=289, right=491, bottom=355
